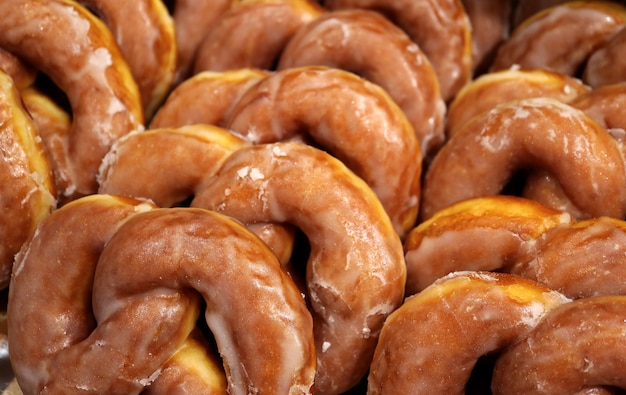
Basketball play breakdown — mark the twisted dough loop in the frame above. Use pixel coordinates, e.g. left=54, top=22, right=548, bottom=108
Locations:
left=326, top=0, right=473, bottom=101
left=368, top=271, right=569, bottom=394
left=422, top=97, right=626, bottom=221
left=0, top=0, right=144, bottom=198
left=192, top=142, right=406, bottom=394
left=277, top=9, right=446, bottom=158
left=226, top=66, right=422, bottom=236
left=0, top=70, right=56, bottom=289
left=9, top=195, right=316, bottom=394
left=493, top=296, right=626, bottom=394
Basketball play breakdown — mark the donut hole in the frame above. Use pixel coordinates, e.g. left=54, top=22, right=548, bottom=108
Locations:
left=465, top=353, right=498, bottom=394
left=32, top=72, right=72, bottom=116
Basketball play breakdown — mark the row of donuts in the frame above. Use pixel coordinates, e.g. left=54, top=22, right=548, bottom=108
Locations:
left=3, top=0, right=619, bottom=394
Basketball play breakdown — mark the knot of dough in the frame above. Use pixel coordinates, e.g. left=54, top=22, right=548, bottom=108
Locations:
left=8, top=194, right=316, bottom=394
left=191, top=142, right=406, bottom=394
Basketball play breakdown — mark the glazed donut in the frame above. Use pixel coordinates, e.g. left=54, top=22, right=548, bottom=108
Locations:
left=225, top=66, right=422, bottom=236
left=193, top=0, right=324, bottom=74
left=492, top=296, right=626, bottom=394
left=0, top=47, right=37, bottom=90
left=490, top=1, right=626, bottom=76
left=403, top=196, right=572, bottom=295
left=584, top=26, right=626, bottom=87
left=421, top=97, right=626, bottom=221
left=461, top=0, right=512, bottom=73
left=446, top=67, right=590, bottom=139
left=191, top=142, right=406, bottom=394
left=77, top=0, right=177, bottom=118
left=277, top=9, right=446, bottom=158
left=511, top=0, right=569, bottom=27
left=19, top=86, right=74, bottom=205
left=325, top=0, right=473, bottom=101
left=170, top=0, right=233, bottom=85
left=512, top=216, right=626, bottom=299
left=0, top=0, right=144, bottom=198
left=98, top=124, right=297, bottom=266
left=0, top=70, right=56, bottom=289
left=150, top=68, right=270, bottom=130
left=368, top=271, right=570, bottom=394
left=8, top=195, right=316, bottom=394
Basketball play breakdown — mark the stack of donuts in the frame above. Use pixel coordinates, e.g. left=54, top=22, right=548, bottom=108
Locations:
left=3, top=0, right=626, bottom=393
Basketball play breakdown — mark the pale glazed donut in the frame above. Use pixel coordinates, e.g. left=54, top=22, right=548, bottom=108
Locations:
left=78, top=0, right=177, bottom=118
left=492, top=296, right=626, bottom=394
left=584, top=26, right=626, bottom=87
left=193, top=0, right=324, bottom=74
left=325, top=0, right=473, bottom=101
left=404, top=196, right=572, bottom=295
left=512, top=217, right=626, bottom=299
left=150, top=68, right=270, bottom=129
left=446, top=67, right=590, bottom=139
left=421, top=97, right=626, bottom=221
left=0, top=70, right=56, bottom=289
left=368, top=271, right=570, bottom=394
left=98, top=124, right=296, bottom=265
left=225, top=66, right=422, bottom=236
left=0, top=47, right=37, bottom=90
left=9, top=195, right=316, bottom=394
left=461, top=0, right=512, bottom=73
left=491, top=1, right=626, bottom=76
left=170, top=0, right=233, bottom=85
left=0, top=0, right=144, bottom=198
left=277, top=9, right=446, bottom=158
left=191, top=142, right=406, bottom=394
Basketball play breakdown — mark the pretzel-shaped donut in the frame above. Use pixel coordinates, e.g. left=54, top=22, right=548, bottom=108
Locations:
left=491, top=1, right=626, bottom=76
left=9, top=194, right=316, bottom=394
left=404, top=196, right=572, bottom=295
left=421, top=97, right=626, bottom=221
left=150, top=68, right=270, bottom=130
left=325, top=0, right=473, bottom=101
left=368, top=271, right=570, bottom=394
left=0, top=70, right=56, bottom=289
left=191, top=142, right=406, bottom=394
left=225, top=66, right=422, bottom=236
left=277, top=9, right=446, bottom=158
left=193, top=0, right=324, bottom=74
left=0, top=0, right=144, bottom=198
left=492, top=295, right=626, bottom=394
left=77, top=0, right=177, bottom=118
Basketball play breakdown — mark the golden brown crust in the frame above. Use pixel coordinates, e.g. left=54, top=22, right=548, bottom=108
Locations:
left=191, top=143, right=406, bottom=394
left=278, top=9, right=445, bottom=158
left=193, top=0, right=324, bottom=74
left=150, top=69, right=270, bottom=129
left=422, top=97, right=626, bottom=221
left=9, top=195, right=316, bottom=394
left=325, top=0, right=473, bottom=101
left=492, top=296, right=626, bottom=394
left=368, top=271, right=569, bottom=394
left=404, top=196, right=571, bottom=295
left=0, top=71, right=55, bottom=289
left=491, top=1, right=626, bottom=75
left=225, top=66, right=422, bottom=236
